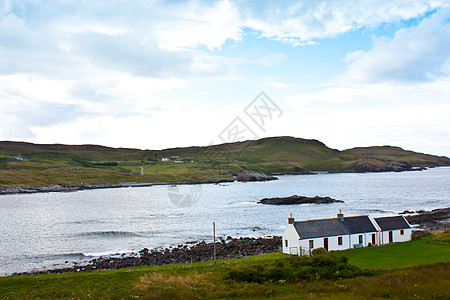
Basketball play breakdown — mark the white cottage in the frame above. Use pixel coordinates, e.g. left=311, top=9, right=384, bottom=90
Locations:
left=374, top=216, right=412, bottom=245
left=282, top=211, right=412, bottom=256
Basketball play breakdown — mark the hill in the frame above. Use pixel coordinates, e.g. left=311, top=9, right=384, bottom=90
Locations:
left=0, top=136, right=449, bottom=189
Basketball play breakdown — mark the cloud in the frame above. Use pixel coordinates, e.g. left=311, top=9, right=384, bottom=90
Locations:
left=241, top=0, right=449, bottom=45
left=339, top=8, right=450, bottom=84
left=153, top=0, right=243, bottom=50
left=281, top=77, right=450, bottom=155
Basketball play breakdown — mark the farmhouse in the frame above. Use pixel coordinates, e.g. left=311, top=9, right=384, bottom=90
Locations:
left=282, top=211, right=411, bottom=256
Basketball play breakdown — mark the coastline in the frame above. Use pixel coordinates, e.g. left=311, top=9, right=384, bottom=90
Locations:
left=11, top=236, right=282, bottom=276
left=9, top=207, right=450, bottom=277
left=0, top=166, right=438, bottom=196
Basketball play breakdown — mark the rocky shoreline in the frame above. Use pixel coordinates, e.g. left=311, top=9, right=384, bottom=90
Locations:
left=9, top=207, right=450, bottom=277
left=0, top=166, right=439, bottom=196
left=405, top=207, right=450, bottom=230
left=12, top=236, right=281, bottom=276
left=258, top=195, right=344, bottom=205
left=0, top=172, right=277, bottom=195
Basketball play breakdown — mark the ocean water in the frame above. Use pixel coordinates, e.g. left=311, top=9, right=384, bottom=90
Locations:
left=0, top=167, right=449, bottom=276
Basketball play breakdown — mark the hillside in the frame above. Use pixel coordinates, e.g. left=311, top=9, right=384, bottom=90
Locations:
left=0, top=136, right=449, bottom=189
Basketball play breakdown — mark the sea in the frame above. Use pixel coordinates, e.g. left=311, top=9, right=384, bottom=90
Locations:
left=0, top=167, right=449, bottom=276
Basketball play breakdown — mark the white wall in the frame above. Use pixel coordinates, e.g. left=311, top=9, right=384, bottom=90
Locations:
left=380, top=229, right=412, bottom=245
left=282, top=224, right=299, bottom=254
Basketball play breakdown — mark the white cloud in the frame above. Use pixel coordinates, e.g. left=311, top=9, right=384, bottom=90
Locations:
left=153, top=0, right=243, bottom=50
left=340, top=8, right=450, bottom=84
left=241, top=0, right=449, bottom=45
left=281, top=77, right=450, bottom=156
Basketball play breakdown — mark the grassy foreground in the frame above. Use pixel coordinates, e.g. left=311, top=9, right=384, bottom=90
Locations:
left=0, top=233, right=449, bottom=299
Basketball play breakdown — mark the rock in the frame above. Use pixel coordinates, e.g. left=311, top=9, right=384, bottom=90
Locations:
left=406, top=207, right=450, bottom=230
left=258, top=195, right=344, bottom=205
left=343, top=159, right=412, bottom=173
left=236, top=172, right=278, bottom=182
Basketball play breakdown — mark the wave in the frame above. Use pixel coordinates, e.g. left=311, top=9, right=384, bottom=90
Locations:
left=77, top=231, right=143, bottom=238
left=16, top=252, right=90, bottom=262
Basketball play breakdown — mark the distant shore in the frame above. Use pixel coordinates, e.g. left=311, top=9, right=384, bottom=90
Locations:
left=0, top=166, right=436, bottom=196
left=0, top=172, right=277, bottom=195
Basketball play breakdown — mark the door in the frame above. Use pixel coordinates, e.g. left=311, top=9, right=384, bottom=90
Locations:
left=389, top=231, right=393, bottom=243
left=324, top=238, right=328, bottom=251
left=372, top=233, right=376, bottom=245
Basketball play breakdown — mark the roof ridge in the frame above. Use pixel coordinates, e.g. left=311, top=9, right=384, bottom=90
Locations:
left=294, top=214, right=369, bottom=223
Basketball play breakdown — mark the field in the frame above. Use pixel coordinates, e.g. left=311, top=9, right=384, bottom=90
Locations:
left=1, top=137, right=449, bottom=188
left=0, top=233, right=448, bottom=299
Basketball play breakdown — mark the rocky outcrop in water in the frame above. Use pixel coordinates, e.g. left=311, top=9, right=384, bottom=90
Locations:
left=236, top=172, right=278, bottom=182
left=258, top=195, right=344, bottom=205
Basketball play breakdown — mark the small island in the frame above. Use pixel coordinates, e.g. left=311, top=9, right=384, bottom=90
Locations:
left=258, top=195, right=344, bottom=205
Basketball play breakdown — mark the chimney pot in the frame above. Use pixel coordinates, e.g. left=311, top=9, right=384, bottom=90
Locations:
left=288, top=213, right=295, bottom=224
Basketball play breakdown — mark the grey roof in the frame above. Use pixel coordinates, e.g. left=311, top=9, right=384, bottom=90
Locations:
left=293, top=216, right=377, bottom=239
left=374, top=216, right=411, bottom=231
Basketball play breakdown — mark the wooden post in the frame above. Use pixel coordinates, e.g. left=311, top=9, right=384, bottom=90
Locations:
left=213, top=222, right=216, bottom=264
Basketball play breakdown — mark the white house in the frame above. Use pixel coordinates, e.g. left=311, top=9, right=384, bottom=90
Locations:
left=374, top=216, right=412, bottom=245
left=282, top=211, right=411, bottom=256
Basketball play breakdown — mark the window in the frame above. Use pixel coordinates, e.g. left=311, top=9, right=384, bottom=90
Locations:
left=309, top=240, right=314, bottom=249
left=338, top=236, right=343, bottom=245
left=400, top=229, right=404, bottom=235
left=285, top=239, right=288, bottom=247
left=359, top=235, right=363, bottom=244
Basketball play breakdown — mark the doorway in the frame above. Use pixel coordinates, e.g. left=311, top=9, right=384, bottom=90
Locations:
left=324, top=238, right=328, bottom=251
left=389, top=231, right=393, bottom=243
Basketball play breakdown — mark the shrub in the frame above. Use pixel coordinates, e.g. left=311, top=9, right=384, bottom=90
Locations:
left=226, top=254, right=362, bottom=283
left=312, top=247, right=327, bottom=256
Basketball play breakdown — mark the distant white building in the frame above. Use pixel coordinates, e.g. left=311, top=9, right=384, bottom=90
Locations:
left=282, top=211, right=412, bottom=256
left=161, top=157, right=170, bottom=162
left=173, top=160, right=183, bottom=164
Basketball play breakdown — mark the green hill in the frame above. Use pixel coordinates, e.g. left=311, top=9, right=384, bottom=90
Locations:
left=0, top=137, right=448, bottom=188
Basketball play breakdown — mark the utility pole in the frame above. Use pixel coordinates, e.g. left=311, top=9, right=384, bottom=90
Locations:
left=213, top=222, right=216, bottom=264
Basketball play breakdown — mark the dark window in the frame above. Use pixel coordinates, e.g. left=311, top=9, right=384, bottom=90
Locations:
left=400, top=229, right=404, bottom=235
left=359, top=235, right=363, bottom=244
left=338, top=236, right=343, bottom=245
left=309, top=240, right=314, bottom=249
left=285, top=240, right=288, bottom=247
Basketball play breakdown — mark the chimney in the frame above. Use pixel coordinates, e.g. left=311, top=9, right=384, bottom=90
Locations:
left=337, top=209, right=344, bottom=221
left=288, top=213, right=295, bottom=224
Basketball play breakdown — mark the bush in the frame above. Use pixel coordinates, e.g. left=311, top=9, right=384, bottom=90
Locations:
left=226, top=254, right=362, bottom=283
left=312, top=247, right=327, bottom=256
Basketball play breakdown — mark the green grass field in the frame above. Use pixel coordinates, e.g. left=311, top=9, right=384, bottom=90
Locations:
left=0, top=234, right=449, bottom=299
left=333, top=232, right=450, bottom=269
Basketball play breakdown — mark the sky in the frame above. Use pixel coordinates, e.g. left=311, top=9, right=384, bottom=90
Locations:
left=0, top=0, right=449, bottom=156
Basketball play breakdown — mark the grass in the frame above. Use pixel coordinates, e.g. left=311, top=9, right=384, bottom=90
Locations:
left=1, top=137, right=449, bottom=188
left=333, top=231, right=450, bottom=269
left=0, top=234, right=449, bottom=299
